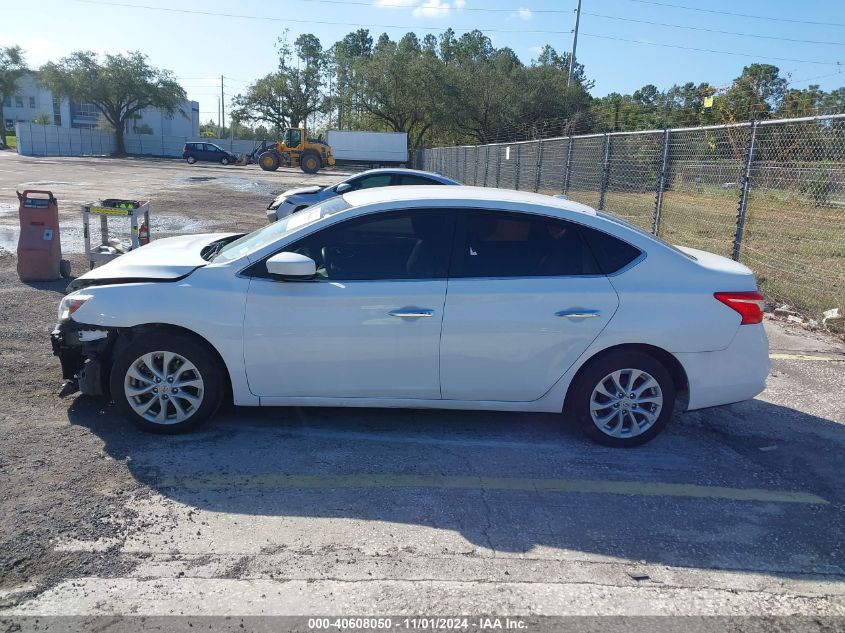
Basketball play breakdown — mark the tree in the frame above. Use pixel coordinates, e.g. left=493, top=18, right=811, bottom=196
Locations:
left=720, top=64, right=786, bottom=122
left=0, top=46, right=27, bottom=143
left=232, top=33, right=327, bottom=133
left=32, top=112, right=52, bottom=125
left=39, top=51, right=186, bottom=155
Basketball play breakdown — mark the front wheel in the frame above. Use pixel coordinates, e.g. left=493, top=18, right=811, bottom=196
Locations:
left=567, top=350, right=676, bottom=447
left=300, top=152, right=320, bottom=174
left=259, top=151, right=280, bottom=171
left=220, top=156, right=230, bottom=165
left=110, top=332, right=225, bottom=434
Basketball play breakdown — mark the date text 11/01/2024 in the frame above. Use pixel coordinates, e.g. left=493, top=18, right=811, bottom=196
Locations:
left=306, top=617, right=528, bottom=630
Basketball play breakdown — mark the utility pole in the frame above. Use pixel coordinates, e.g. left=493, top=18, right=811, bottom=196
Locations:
left=220, top=75, right=225, bottom=137
left=567, top=0, right=582, bottom=87
left=217, top=96, right=221, bottom=137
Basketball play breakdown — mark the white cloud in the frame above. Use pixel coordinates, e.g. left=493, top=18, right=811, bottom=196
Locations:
left=413, top=0, right=451, bottom=18
left=373, top=0, right=417, bottom=7
left=516, top=7, right=533, bottom=21
left=373, top=0, right=466, bottom=19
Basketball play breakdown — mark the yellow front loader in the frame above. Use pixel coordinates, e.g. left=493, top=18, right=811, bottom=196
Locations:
left=257, top=127, right=335, bottom=174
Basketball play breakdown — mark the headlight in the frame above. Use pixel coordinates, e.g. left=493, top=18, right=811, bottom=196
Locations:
left=58, top=294, right=92, bottom=321
left=268, top=195, right=287, bottom=211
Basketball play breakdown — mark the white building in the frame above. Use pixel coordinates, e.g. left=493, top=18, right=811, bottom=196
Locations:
left=3, top=73, right=199, bottom=137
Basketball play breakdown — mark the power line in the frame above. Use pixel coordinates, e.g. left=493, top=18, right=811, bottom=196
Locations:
left=299, top=0, right=575, bottom=14
left=582, top=12, right=845, bottom=46
left=617, top=0, right=845, bottom=28
left=74, top=0, right=575, bottom=34
left=580, top=32, right=842, bottom=66
left=74, top=0, right=843, bottom=69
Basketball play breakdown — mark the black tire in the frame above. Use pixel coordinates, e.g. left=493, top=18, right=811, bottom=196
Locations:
left=300, top=152, right=320, bottom=174
left=186, top=156, right=196, bottom=164
left=259, top=151, right=280, bottom=171
left=220, top=156, right=230, bottom=165
left=59, top=259, right=71, bottom=278
left=109, top=331, right=225, bottom=434
left=567, top=350, right=676, bottom=447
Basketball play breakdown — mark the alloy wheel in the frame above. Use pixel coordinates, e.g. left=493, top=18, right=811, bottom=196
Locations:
left=124, top=351, right=205, bottom=425
left=589, top=368, right=663, bottom=439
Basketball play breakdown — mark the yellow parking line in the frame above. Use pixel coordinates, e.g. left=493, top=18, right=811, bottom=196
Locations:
left=770, top=353, right=844, bottom=362
left=159, top=473, right=828, bottom=505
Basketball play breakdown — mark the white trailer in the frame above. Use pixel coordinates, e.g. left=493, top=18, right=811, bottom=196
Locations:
left=326, top=130, right=408, bottom=166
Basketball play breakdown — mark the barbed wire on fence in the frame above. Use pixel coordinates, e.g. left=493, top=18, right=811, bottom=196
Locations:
left=419, top=114, right=845, bottom=321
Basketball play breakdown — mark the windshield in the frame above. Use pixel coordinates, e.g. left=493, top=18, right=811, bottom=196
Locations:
left=213, top=197, right=352, bottom=263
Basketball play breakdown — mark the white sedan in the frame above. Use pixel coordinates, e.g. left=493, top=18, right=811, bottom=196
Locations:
left=52, top=187, right=769, bottom=447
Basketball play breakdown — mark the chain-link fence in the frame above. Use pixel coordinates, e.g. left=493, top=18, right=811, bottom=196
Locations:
left=418, top=114, right=845, bottom=319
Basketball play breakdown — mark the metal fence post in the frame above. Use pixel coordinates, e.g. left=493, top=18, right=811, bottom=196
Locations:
left=598, top=133, right=612, bottom=210
left=732, top=120, right=758, bottom=261
left=495, top=145, right=501, bottom=187
left=533, top=139, right=544, bottom=192
left=653, top=129, right=671, bottom=236
left=563, top=136, right=573, bottom=195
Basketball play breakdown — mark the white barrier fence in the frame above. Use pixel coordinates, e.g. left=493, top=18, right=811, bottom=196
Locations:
left=14, top=122, right=262, bottom=158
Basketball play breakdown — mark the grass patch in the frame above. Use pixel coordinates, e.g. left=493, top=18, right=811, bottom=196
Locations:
left=4, top=135, right=16, bottom=150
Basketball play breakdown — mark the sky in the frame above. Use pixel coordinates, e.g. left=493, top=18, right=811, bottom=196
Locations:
left=5, top=0, right=845, bottom=126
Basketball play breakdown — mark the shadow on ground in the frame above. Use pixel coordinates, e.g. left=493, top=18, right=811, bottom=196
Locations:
left=67, top=396, right=845, bottom=579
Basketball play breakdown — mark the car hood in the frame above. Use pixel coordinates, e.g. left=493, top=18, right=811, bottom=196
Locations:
left=66, top=233, right=238, bottom=292
left=284, top=185, right=325, bottom=197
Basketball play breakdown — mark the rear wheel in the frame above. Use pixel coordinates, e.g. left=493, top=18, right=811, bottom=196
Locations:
left=110, top=332, right=225, bottom=434
left=568, top=350, right=675, bottom=447
left=300, top=152, right=320, bottom=174
left=186, top=156, right=196, bottom=164
left=259, top=151, right=280, bottom=171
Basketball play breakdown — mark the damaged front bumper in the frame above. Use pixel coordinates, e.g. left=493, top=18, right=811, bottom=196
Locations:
left=51, top=320, right=115, bottom=396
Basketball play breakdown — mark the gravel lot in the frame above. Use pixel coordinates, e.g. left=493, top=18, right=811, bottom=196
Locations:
left=0, top=153, right=843, bottom=626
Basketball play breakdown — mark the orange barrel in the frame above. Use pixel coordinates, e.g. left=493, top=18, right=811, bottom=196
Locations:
left=16, top=190, right=63, bottom=281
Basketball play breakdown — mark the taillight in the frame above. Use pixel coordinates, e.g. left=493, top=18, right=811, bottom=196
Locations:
left=714, top=291, right=765, bottom=325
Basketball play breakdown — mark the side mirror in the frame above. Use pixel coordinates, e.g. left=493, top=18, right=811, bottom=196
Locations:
left=266, top=252, right=316, bottom=280
left=335, top=182, right=352, bottom=194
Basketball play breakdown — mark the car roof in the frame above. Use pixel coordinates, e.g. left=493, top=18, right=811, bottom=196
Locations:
left=341, top=185, right=598, bottom=216
left=352, top=168, right=459, bottom=182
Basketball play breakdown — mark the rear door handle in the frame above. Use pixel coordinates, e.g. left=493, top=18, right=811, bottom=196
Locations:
left=556, top=309, right=601, bottom=319
left=389, top=308, right=434, bottom=318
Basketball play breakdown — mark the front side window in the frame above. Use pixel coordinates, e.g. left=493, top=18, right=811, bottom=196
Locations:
left=277, top=210, right=453, bottom=281
left=454, top=211, right=602, bottom=278
left=354, top=174, right=393, bottom=190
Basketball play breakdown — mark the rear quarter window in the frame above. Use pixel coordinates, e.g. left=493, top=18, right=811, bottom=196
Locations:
left=579, top=225, right=642, bottom=274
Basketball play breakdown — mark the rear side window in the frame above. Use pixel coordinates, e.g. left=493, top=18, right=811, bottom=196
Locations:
left=398, top=175, right=439, bottom=186
left=453, top=211, right=601, bottom=278
left=579, top=225, right=642, bottom=274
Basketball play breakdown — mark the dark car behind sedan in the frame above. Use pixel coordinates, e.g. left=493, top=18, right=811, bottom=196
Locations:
left=183, top=142, right=238, bottom=166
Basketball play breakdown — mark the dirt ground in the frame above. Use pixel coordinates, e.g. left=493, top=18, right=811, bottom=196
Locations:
left=0, top=153, right=844, bottom=626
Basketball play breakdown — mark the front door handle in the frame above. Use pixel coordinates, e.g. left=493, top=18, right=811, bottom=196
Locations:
left=556, top=309, right=601, bottom=319
left=389, top=308, right=434, bottom=318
